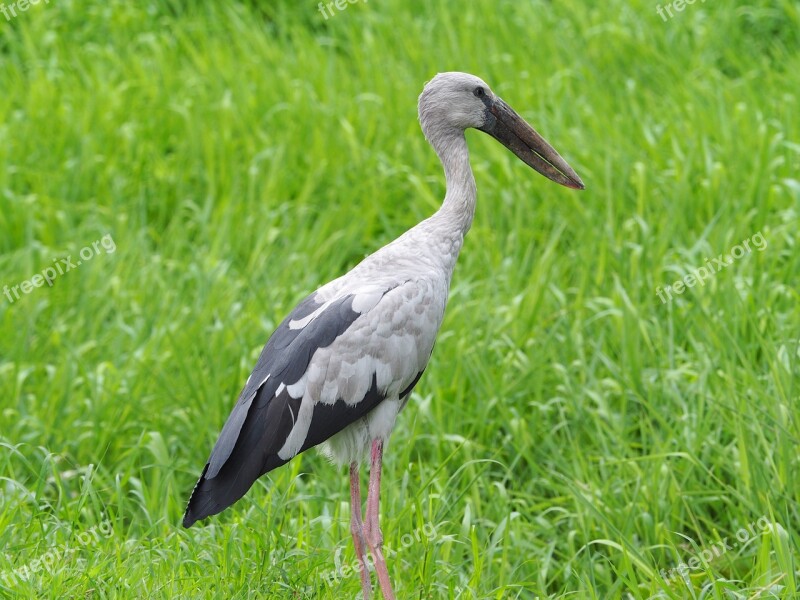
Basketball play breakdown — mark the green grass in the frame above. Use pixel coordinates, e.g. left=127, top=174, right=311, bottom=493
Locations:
left=1, top=0, right=799, bottom=598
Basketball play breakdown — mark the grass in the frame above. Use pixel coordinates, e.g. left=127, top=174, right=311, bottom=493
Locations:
left=0, top=0, right=798, bottom=598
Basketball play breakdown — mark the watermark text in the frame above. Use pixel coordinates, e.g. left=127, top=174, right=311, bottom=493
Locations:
left=3, top=234, right=116, bottom=305
left=656, top=231, right=766, bottom=304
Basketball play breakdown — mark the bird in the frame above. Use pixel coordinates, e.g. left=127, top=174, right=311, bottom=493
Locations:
left=182, top=71, right=584, bottom=599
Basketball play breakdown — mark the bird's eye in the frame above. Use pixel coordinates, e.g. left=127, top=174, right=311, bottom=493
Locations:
left=473, top=86, right=486, bottom=97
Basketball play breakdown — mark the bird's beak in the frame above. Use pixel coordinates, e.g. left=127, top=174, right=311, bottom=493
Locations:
left=478, top=97, right=585, bottom=190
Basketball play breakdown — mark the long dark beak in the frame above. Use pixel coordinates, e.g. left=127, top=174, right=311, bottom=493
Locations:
left=478, top=97, right=584, bottom=190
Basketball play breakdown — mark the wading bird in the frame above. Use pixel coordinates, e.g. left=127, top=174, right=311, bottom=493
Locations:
left=183, top=72, right=584, bottom=599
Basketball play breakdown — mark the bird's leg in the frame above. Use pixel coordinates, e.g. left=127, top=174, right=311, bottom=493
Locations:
left=349, top=462, right=372, bottom=599
left=364, top=438, right=396, bottom=600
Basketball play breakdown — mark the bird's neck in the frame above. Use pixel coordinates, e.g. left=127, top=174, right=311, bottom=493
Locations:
left=376, top=130, right=476, bottom=280
left=431, top=131, right=477, bottom=238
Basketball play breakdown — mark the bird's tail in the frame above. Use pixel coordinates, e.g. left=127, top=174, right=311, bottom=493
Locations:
left=182, top=450, right=289, bottom=527
left=183, top=464, right=237, bottom=528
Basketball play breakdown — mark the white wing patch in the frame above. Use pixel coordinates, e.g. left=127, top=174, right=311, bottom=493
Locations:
left=288, top=287, right=389, bottom=331
left=288, top=297, right=336, bottom=330
left=275, top=277, right=448, bottom=463
left=350, top=289, right=386, bottom=314
left=277, top=393, right=314, bottom=459
left=287, top=373, right=306, bottom=398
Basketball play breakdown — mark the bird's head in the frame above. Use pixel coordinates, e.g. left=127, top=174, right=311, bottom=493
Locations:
left=418, top=72, right=584, bottom=190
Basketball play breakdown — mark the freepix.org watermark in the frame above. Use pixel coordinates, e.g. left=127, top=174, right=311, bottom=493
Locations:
left=656, top=0, right=706, bottom=22
left=0, top=0, right=49, bottom=22
left=659, top=515, right=772, bottom=588
left=317, top=0, right=366, bottom=20
left=319, top=522, right=439, bottom=585
left=656, top=231, right=766, bottom=304
left=0, top=516, right=113, bottom=587
left=3, top=234, right=116, bottom=305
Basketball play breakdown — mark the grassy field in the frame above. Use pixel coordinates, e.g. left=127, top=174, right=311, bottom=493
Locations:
left=1, top=0, right=799, bottom=598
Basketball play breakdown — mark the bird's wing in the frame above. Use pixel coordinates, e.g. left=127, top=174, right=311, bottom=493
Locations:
left=183, top=278, right=441, bottom=527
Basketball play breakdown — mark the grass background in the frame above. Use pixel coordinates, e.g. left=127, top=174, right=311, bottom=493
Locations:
left=1, top=0, right=799, bottom=598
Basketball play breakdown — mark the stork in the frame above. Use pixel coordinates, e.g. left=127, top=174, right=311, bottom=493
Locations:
left=183, top=72, right=584, bottom=599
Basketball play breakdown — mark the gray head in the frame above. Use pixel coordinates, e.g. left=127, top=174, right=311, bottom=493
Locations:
left=418, top=72, right=584, bottom=190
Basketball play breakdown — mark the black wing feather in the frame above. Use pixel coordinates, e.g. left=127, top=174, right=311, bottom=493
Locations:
left=182, top=289, right=395, bottom=528
left=202, top=293, right=322, bottom=480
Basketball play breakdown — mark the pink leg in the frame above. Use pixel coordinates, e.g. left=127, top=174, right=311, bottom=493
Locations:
left=349, top=462, right=372, bottom=599
left=364, top=439, right=396, bottom=600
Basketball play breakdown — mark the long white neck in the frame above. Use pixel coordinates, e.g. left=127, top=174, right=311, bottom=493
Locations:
left=354, top=128, right=477, bottom=282
left=433, top=131, right=477, bottom=235
left=413, top=129, right=476, bottom=277
left=374, top=126, right=477, bottom=282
